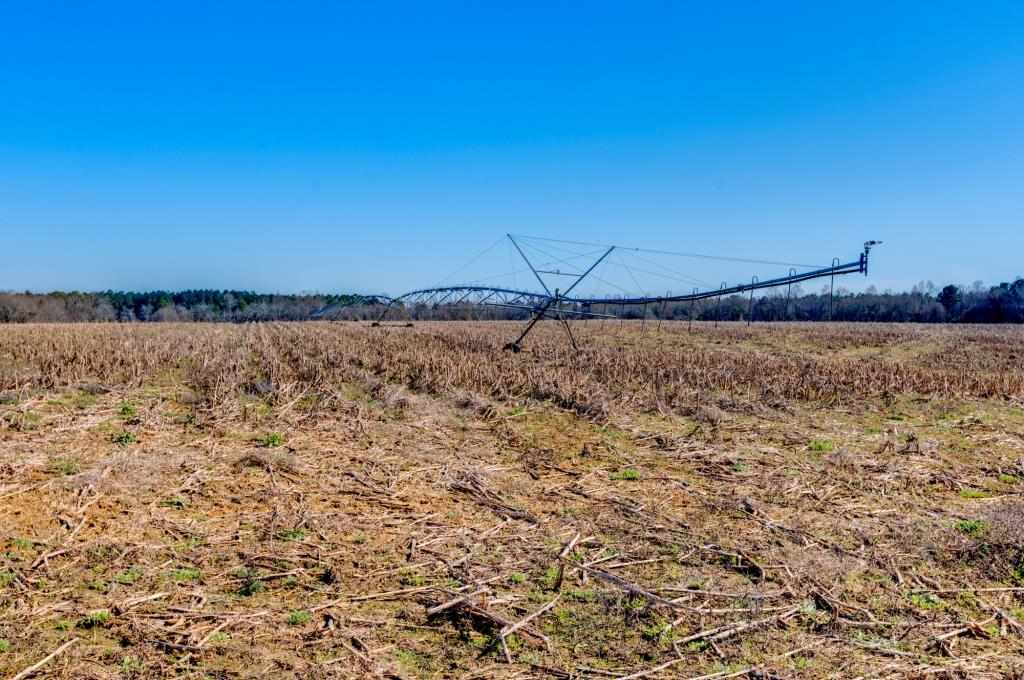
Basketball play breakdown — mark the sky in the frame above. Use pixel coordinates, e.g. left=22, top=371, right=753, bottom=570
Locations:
left=1, top=2, right=1022, bottom=296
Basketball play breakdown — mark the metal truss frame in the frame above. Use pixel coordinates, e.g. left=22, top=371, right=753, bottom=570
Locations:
left=312, top=236, right=881, bottom=351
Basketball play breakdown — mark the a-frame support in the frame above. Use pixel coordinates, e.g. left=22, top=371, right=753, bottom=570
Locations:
left=503, top=236, right=614, bottom=352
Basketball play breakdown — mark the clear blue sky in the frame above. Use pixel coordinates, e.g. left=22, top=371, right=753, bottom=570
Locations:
left=1, top=2, right=1022, bottom=295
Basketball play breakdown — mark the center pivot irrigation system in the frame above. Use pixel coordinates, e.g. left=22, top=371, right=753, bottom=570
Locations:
left=311, top=235, right=881, bottom=351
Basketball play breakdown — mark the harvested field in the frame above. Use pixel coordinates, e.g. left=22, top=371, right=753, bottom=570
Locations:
left=1, top=321, right=1023, bottom=678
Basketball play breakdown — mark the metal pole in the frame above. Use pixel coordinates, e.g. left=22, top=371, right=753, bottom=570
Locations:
left=503, top=298, right=554, bottom=352
left=549, top=288, right=579, bottom=352
left=558, top=313, right=578, bottom=351
left=747, top=276, right=758, bottom=327
left=657, top=291, right=671, bottom=332
left=829, top=258, right=839, bottom=321
left=715, top=282, right=727, bottom=328
left=562, top=246, right=615, bottom=297
left=786, top=267, right=796, bottom=321
left=374, top=298, right=398, bottom=326
left=689, top=287, right=698, bottom=333
left=508, top=235, right=552, bottom=296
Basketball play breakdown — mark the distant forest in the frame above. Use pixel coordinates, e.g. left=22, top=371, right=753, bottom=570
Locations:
left=1, top=279, right=1023, bottom=323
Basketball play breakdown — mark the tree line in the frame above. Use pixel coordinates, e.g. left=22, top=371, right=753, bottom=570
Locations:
left=0, top=290, right=364, bottom=323
left=613, top=279, right=1024, bottom=323
left=418, top=279, right=1019, bottom=324
left=1, top=279, right=1022, bottom=323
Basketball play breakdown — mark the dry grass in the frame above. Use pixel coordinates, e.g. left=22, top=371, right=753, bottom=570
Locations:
left=1, top=321, right=1023, bottom=678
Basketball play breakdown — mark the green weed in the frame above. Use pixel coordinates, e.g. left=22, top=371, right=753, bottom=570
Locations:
left=286, top=610, right=312, bottom=625
left=563, top=588, right=596, bottom=603
left=48, top=459, right=80, bottom=476
left=276, top=528, right=308, bottom=540
left=209, top=631, right=231, bottom=645
left=954, top=519, right=987, bottom=536
left=640, top=615, right=673, bottom=643
left=110, top=430, right=137, bottom=445
left=168, top=568, right=202, bottom=582
left=904, top=592, right=944, bottom=611
left=238, top=578, right=266, bottom=597
left=83, top=609, right=113, bottom=627
left=115, top=566, right=142, bottom=585
left=538, top=567, right=560, bottom=588
left=259, top=432, right=284, bottom=448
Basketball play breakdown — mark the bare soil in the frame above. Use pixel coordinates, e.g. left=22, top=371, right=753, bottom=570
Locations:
left=1, top=321, right=1023, bottom=678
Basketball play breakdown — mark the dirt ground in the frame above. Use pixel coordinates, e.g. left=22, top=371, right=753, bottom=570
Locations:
left=1, top=321, right=1023, bottom=679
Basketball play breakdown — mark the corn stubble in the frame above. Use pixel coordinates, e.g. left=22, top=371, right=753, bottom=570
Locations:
left=0, top=321, right=1023, bottom=678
